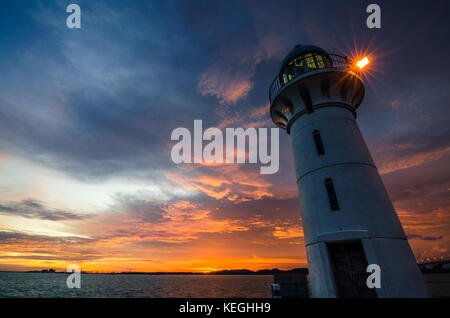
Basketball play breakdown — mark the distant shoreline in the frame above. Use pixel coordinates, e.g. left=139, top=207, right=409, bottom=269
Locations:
left=0, top=268, right=309, bottom=275
left=1, top=259, right=448, bottom=275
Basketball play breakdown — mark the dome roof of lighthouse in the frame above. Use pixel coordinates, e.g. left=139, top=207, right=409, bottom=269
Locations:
left=280, top=44, right=328, bottom=71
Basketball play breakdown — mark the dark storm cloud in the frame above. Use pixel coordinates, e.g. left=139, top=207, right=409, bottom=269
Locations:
left=0, top=199, right=92, bottom=221
left=0, top=230, right=93, bottom=243
left=0, top=0, right=449, bottom=270
left=0, top=0, right=447, bottom=183
left=1, top=0, right=448, bottom=203
left=0, top=254, right=100, bottom=261
left=379, top=127, right=449, bottom=162
left=112, top=193, right=168, bottom=223
left=382, top=156, right=450, bottom=215
left=407, top=234, right=444, bottom=242
left=0, top=0, right=213, bottom=181
left=210, top=197, right=302, bottom=221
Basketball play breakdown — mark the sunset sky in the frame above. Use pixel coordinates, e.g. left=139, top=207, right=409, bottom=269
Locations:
left=0, top=0, right=449, bottom=272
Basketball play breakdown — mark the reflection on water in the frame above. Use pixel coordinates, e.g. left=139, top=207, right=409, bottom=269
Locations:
left=0, top=273, right=273, bottom=298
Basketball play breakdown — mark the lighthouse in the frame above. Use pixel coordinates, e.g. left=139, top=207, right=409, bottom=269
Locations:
left=269, top=45, right=429, bottom=297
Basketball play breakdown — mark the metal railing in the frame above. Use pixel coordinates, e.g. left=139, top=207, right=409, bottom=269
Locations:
left=271, top=281, right=310, bottom=298
left=269, top=54, right=352, bottom=104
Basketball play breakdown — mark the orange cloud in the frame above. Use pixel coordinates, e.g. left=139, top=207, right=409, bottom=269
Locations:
left=167, top=165, right=275, bottom=203
left=272, top=224, right=304, bottom=240
left=198, top=66, right=252, bottom=104
left=378, top=147, right=450, bottom=175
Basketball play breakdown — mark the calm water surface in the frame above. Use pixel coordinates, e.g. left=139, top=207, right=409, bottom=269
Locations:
left=0, top=272, right=273, bottom=298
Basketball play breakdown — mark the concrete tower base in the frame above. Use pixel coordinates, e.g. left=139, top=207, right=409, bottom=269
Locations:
left=291, top=107, right=428, bottom=298
left=269, top=45, right=429, bottom=297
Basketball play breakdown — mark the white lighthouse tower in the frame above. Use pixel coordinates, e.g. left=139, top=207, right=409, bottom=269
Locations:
left=269, top=45, right=428, bottom=297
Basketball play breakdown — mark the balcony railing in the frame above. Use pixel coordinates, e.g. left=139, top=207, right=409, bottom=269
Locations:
left=269, top=54, right=352, bottom=104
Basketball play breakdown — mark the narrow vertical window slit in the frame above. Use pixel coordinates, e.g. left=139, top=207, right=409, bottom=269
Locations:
left=324, top=178, right=340, bottom=211
left=313, top=130, right=325, bottom=155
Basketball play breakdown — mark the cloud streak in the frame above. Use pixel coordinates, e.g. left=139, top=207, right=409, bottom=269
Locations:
left=0, top=200, right=93, bottom=221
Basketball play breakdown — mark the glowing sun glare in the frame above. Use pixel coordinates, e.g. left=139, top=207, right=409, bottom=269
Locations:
left=357, top=56, right=370, bottom=69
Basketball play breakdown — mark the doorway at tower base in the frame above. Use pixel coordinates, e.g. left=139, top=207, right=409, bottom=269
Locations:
left=306, top=237, right=430, bottom=298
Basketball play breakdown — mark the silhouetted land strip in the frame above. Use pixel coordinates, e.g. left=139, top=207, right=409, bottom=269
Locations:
left=12, top=268, right=309, bottom=275
left=1, top=259, right=448, bottom=275
left=118, top=268, right=309, bottom=275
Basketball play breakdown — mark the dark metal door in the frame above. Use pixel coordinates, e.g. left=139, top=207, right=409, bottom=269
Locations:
left=327, top=241, right=377, bottom=298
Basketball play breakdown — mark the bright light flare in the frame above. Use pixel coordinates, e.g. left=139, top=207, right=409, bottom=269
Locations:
left=356, top=56, right=370, bottom=69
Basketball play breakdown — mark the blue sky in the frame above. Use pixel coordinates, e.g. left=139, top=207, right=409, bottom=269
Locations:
left=0, top=0, right=449, bottom=271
